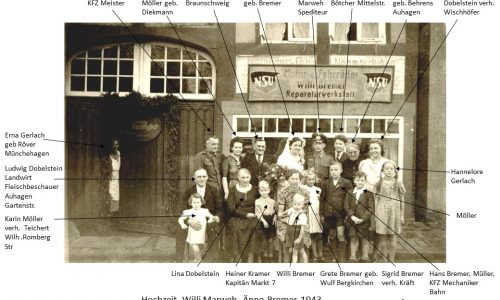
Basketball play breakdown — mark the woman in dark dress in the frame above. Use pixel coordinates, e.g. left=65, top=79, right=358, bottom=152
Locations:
left=221, top=137, right=244, bottom=255
left=227, top=168, right=258, bottom=263
left=342, top=143, right=363, bottom=183
left=222, top=137, right=244, bottom=200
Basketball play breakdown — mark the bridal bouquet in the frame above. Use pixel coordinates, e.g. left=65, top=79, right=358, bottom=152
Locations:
left=263, top=163, right=289, bottom=188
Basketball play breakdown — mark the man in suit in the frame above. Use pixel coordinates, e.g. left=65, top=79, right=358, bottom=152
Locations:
left=333, top=134, right=349, bottom=163
left=176, top=168, right=223, bottom=262
left=241, top=137, right=275, bottom=187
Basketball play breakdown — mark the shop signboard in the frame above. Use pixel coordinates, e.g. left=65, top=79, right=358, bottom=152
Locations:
left=127, top=117, right=162, bottom=142
left=248, top=65, right=394, bottom=102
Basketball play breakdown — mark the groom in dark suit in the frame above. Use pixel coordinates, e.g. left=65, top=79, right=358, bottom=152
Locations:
left=241, top=137, right=275, bottom=187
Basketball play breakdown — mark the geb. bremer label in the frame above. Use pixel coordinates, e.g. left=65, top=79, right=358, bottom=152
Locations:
left=248, top=65, right=394, bottom=102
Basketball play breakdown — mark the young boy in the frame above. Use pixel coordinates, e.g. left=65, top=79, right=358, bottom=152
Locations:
left=320, top=161, right=353, bottom=262
left=344, top=171, right=374, bottom=262
left=255, top=180, right=276, bottom=262
left=333, top=134, right=348, bottom=162
left=284, top=194, right=308, bottom=263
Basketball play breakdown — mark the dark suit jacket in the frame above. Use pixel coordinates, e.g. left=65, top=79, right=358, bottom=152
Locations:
left=319, top=177, right=353, bottom=217
left=341, top=158, right=362, bottom=182
left=344, top=189, right=374, bottom=225
left=183, top=184, right=223, bottom=218
left=241, top=152, right=276, bottom=187
left=333, top=152, right=349, bottom=163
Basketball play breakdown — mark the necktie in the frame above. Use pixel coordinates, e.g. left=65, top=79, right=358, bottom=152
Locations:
left=258, top=154, right=262, bottom=164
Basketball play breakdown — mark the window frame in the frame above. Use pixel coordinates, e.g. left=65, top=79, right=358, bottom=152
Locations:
left=66, top=42, right=216, bottom=100
left=143, top=43, right=216, bottom=99
left=260, top=22, right=316, bottom=44
left=329, top=23, right=386, bottom=44
left=65, top=43, right=140, bottom=97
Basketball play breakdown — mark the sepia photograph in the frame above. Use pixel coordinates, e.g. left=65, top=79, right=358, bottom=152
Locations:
left=64, top=22, right=446, bottom=264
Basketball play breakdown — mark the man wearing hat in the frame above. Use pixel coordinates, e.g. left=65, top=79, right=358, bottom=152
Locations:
left=305, top=132, right=335, bottom=185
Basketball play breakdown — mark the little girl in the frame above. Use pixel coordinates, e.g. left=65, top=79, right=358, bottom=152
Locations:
left=178, top=193, right=215, bottom=262
left=374, top=160, right=405, bottom=262
left=284, top=194, right=308, bottom=263
left=303, top=171, right=323, bottom=262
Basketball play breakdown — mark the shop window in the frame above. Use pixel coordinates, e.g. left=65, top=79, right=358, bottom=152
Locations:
left=374, top=119, right=385, bottom=133
left=318, top=119, right=331, bottom=133
left=305, top=119, right=317, bottom=132
left=291, top=119, right=304, bottom=133
left=278, top=118, right=291, bottom=132
left=237, top=118, right=249, bottom=132
left=331, top=118, right=342, bottom=132
left=251, top=118, right=263, bottom=133
left=233, top=115, right=404, bottom=169
left=265, top=118, right=276, bottom=132
left=330, top=23, right=386, bottom=44
left=386, top=119, right=399, bottom=133
left=346, top=119, right=358, bottom=133
left=67, top=43, right=215, bottom=99
left=234, top=116, right=403, bottom=136
left=360, top=118, right=372, bottom=133
left=261, top=23, right=314, bottom=43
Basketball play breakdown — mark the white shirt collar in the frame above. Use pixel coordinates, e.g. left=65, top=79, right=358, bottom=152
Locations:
left=196, top=185, right=206, bottom=195
left=353, top=186, right=365, bottom=194
left=353, top=187, right=365, bottom=201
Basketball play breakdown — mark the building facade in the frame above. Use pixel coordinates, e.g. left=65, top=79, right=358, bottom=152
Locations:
left=65, top=22, right=446, bottom=234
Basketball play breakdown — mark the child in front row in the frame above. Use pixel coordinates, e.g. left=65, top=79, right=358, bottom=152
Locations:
left=303, top=171, right=324, bottom=262
left=178, top=193, right=215, bottom=262
left=344, top=171, right=374, bottom=262
left=255, top=180, right=276, bottom=263
left=320, top=161, right=353, bottom=262
left=284, top=194, right=308, bottom=263
left=374, top=160, right=405, bottom=262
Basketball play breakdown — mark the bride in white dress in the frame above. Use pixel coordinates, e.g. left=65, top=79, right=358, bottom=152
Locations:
left=277, top=136, right=306, bottom=171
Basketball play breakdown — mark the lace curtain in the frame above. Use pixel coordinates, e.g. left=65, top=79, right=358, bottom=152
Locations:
left=265, top=23, right=286, bottom=41
left=292, top=23, right=310, bottom=39
left=361, top=23, right=380, bottom=39
left=332, top=23, right=350, bottom=41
